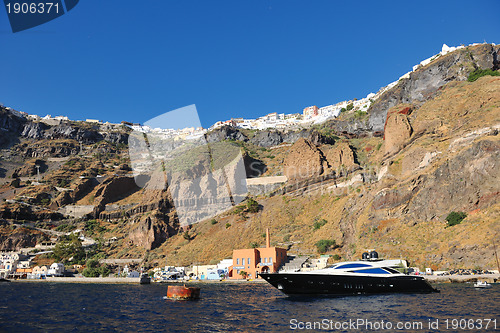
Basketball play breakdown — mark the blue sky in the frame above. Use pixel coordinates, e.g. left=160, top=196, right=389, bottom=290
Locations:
left=1, top=0, right=499, bottom=128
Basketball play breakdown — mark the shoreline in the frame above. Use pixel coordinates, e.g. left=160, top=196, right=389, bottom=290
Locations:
left=7, top=274, right=499, bottom=284
left=423, top=273, right=499, bottom=283
left=10, top=276, right=268, bottom=284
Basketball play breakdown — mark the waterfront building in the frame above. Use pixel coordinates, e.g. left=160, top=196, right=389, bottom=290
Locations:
left=205, top=268, right=226, bottom=280
left=29, top=265, right=48, bottom=279
left=230, top=229, right=287, bottom=279
left=127, top=270, right=140, bottom=278
left=153, top=266, right=185, bottom=281
left=48, top=263, right=65, bottom=276
left=188, top=265, right=217, bottom=280
left=0, top=252, right=28, bottom=278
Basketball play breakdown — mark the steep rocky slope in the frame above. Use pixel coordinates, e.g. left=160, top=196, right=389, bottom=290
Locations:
left=148, top=76, right=499, bottom=270
left=0, top=44, right=499, bottom=271
left=329, top=43, right=500, bottom=136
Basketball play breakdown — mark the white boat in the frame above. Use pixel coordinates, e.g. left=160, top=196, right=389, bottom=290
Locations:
left=474, top=281, right=491, bottom=288
left=261, top=251, right=439, bottom=295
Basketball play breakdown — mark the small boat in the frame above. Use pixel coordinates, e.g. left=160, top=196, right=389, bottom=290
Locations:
left=474, top=281, right=492, bottom=288
left=164, top=285, right=200, bottom=300
left=260, top=251, right=439, bottom=296
left=139, top=273, right=151, bottom=284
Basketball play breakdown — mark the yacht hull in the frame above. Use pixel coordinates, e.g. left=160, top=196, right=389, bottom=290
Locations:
left=259, top=273, right=439, bottom=295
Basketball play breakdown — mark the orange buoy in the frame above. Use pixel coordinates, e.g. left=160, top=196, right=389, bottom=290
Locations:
left=166, top=285, right=200, bottom=300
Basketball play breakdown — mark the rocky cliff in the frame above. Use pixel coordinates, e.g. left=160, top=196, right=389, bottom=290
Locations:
left=0, top=45, right=499, bottom=270
left=330, top=44, right=500, bottom=136
left=206, top=125, right=335, bottom=147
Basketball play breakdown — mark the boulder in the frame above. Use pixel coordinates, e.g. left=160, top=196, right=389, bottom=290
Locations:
left=283, top=138, right=329, bottom=180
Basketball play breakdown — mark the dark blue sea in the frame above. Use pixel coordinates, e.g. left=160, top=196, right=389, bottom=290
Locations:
left=0, top=282, right=498, bottom=332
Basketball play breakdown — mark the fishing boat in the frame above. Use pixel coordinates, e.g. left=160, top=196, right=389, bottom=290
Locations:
left=474, top=281, right=492, bottom=288
left=260, top=251, right=439, bottom=296
left=139, top=273, right=151, bottom=284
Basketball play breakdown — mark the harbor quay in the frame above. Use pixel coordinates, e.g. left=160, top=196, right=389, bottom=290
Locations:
left=8, top=274, right=499, bottom=284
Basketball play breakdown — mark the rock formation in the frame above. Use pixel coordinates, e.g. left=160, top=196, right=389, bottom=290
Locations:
left=322, top=141, right=357, bottom=171
left=283, top=138, right=330, bottom=180
left=128, top=210, right=178, bottom=250
left=384, top=110, right=413, bottom=155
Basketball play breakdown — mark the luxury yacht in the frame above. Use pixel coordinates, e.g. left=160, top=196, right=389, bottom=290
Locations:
left=260, top=252, right=439, bottom=295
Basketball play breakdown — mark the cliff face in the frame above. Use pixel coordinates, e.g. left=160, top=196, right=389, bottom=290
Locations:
left=0, top=45, right=499, bottom=269
left=0, top=224, right=45, bottom=251
left=368, top=44, right=500, bottom=133
left=206, top=126, right=335, bottom=147
left=21, top=122, right=128, bottom=144
left=0, top=108, right=26, bottom=147
left=152, top=74, right=500, bottom=270
left=328, top=44, right=500, bottom=136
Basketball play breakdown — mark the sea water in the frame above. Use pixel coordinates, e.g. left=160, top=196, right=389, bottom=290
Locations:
left=0, top=282, right=498, bottom=332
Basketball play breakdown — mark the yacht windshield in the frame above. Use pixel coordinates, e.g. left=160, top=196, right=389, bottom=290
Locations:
left=334, top=263, right=372, bottom=269
left=351, top=268, right=390, bottom=274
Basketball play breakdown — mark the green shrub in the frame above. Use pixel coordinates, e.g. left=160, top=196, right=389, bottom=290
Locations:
left=313, top=218, right=328, bottom=230
left=232, top=205, right=245, bottom=215
left=99, top=265, right=111, bottom=277
left=82, top=267, right=100, bottom=277
left=346, top=103, right=354, bottom=111
left=467, top=69, right=500, bottom=82
left=332, top=254, right=341, bottom=260
left=64, top=159, right=77, bottom=167
left=225, top=223, right=231, bottom=229
left=246, top=198, right=259, bottom=213
left=55, top=223, right=77, bottom=232
left=52, top=234, right=85, bottom=263
left=250, top=242, right=259, bottom=248
left=210, top=218, right=218, bottom=225
left=316, top=239, right=336, bottom=254
left=82, top=259, right=110, bottom=277
left=446, top=211, right=467, bottom=227
left=11, top=178, right=21, bottom=188
left=353, top=109, right=367, bottom=119
left=85, top=219, right=106, bottom=234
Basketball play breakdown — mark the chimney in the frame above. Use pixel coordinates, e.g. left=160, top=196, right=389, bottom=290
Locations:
left=266, top=228, right=270, bottom=248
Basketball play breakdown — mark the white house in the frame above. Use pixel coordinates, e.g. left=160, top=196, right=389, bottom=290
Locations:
left=0, top=252, right=22, bottom=278
left=48, top=263, right=65, bottom=276
left=27, top=114, right=41, bottom=121
left=217, top=259, right=233, bottom=271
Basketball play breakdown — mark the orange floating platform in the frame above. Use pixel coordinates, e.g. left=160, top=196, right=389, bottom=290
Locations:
left=166, top=285, right=200, bottom=300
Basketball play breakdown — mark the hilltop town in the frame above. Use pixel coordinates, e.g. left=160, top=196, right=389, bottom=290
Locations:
left=4, top=43, right=481, bottom=137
